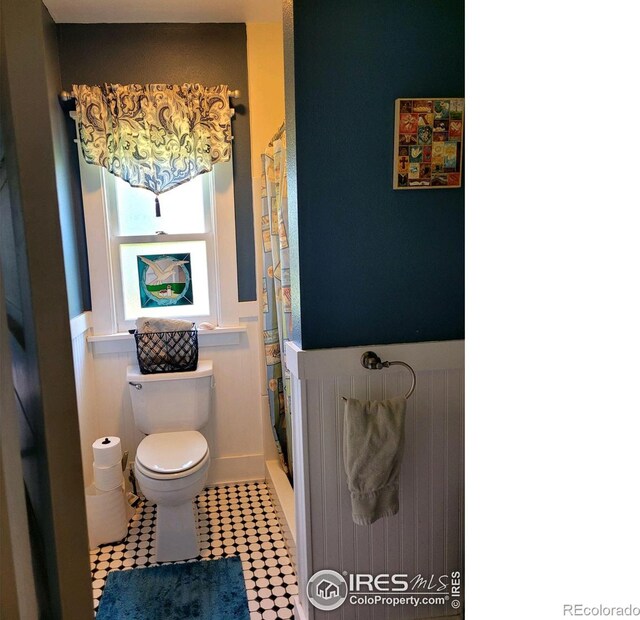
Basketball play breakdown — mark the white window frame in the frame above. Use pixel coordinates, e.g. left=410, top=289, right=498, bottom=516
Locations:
left=105, top=171, right=217, bottom=331
left=73, top=113, right=243, bottom=342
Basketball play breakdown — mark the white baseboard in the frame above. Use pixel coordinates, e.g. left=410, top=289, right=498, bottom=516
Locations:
left=265, top=459, right=296, bottom=574
left=207, top=453, right=265, bottom=485
left=265, top=460, right=295, bottom=545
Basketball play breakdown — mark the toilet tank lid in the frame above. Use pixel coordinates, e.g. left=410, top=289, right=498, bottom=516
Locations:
left=127, top=360, right=213, bottom=383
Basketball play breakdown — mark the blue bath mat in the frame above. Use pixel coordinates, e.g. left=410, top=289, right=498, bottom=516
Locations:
left=96, top=557, right=250, bottom=620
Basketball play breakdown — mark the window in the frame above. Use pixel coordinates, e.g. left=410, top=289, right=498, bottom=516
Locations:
left=75, top=120, right=240, bottom=338
left=104, top=173, right=216, bottom=330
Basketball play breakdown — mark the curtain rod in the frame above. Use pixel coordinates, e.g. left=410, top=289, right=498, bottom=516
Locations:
left=58, top=88, right=241, bottom=102
left=269, top=122, right=286, bottom=146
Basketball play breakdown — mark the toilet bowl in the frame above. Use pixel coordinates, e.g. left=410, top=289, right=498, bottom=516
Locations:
left=134, top=430, right=210, bottom=562
left=127, top=361, right=214, bottom=563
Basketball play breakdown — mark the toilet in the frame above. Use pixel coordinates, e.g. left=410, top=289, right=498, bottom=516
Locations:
left=127, top=360, right=213, bottom=562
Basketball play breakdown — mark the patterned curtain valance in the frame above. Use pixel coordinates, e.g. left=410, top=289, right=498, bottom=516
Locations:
left=72, top=83, right=233, bottom=215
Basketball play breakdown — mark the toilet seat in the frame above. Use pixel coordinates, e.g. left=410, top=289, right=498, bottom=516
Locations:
left=136, top=431, right=209, bottom=480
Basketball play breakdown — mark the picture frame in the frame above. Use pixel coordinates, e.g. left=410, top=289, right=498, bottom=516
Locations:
left=393, top=97, right=464, bottom=190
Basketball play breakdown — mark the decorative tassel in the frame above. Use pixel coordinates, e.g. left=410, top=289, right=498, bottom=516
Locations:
left=155, top=196, right=161, bottom=217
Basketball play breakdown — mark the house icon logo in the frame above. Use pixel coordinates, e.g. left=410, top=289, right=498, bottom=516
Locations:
left=306, top=570, right=348, bottom=611
left=317, top=579, right=340, bottom=599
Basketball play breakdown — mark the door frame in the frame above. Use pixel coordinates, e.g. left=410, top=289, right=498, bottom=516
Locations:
left=1, top=0, right=94, bottom=615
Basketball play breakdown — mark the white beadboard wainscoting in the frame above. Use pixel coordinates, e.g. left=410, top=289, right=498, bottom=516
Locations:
left=70, top=312, right=100, bottom=486
left=70, top=311, right=267, bottom=488
left=285, top=340, right=464, bottom=620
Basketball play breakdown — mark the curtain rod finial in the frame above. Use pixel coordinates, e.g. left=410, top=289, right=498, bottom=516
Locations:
left=229, top=89, right=240, bottom=98
left=59, top=90, right=74, bottom=101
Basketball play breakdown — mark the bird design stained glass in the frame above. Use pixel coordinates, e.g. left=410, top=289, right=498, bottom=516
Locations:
left=136, top=253, right=193, bottom=307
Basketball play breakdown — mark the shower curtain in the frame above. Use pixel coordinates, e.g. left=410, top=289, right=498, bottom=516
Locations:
left=261, top=125, right=293, bottom=482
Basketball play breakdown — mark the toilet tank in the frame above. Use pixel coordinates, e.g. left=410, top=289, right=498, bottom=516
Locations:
left=126, top=360, right=213, bottom=435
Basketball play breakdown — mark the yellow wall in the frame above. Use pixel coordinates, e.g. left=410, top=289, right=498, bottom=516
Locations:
left=246, top=22, right=285, bottom=179
left=246, top=22, right=285, bottom=441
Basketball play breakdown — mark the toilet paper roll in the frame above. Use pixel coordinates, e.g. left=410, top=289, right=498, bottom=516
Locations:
left=92, top=436, right=122, bottom=468
left=85, top=484, right=127, bottom=548
left=93, top=461, right=124, bottom=492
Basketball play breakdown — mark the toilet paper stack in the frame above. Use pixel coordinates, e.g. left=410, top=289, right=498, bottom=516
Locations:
left=85, top=436, right=127, bottom=548
left=93, top=436, right=124, bottom=491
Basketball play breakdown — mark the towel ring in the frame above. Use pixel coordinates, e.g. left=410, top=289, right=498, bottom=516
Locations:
left=341, top=351, right=417, bottom=401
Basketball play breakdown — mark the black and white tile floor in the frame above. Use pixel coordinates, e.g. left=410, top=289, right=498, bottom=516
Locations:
left=89, top=481, right=298, bottom=619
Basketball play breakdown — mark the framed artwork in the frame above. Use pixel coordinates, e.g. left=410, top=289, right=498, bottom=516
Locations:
left=119, top=240, right=210, bottom=321
left=393, top=97, right=464, bottom=190
left=137, top=252, right=193, bottom=308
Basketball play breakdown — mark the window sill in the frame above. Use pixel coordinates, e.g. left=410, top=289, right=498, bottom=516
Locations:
left=87, top=326, right=246, bottom=355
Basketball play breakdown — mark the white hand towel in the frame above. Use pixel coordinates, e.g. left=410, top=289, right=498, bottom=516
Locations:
left=343, top=396, right=407, bottom=525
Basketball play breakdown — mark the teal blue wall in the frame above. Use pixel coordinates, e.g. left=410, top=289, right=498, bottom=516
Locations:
left=288, top=0, right=464, bottom=349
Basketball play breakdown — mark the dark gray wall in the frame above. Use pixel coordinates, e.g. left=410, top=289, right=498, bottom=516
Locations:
left=286, top=0, right=464, bottom=349
left=44, top=8, right=91, bottom=319
left=57, top=23, right=256, bottom=301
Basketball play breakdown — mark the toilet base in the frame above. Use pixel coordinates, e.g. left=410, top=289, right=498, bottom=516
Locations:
left=155, top=500, right=199, bottom=562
